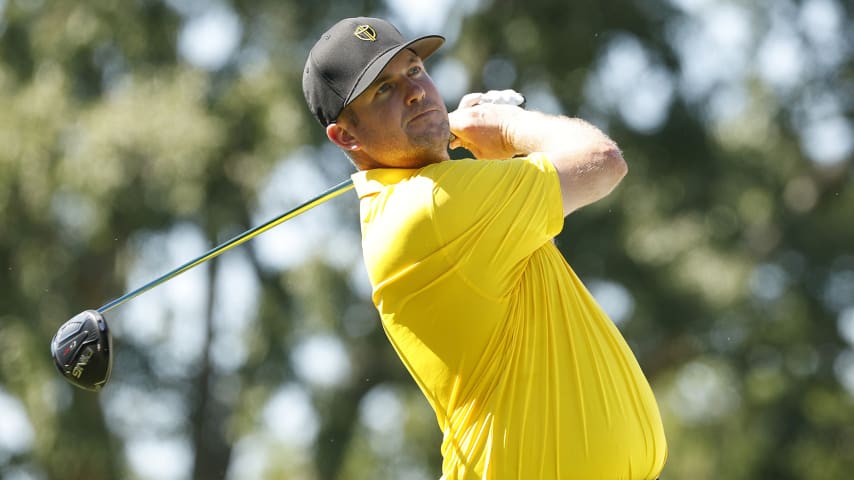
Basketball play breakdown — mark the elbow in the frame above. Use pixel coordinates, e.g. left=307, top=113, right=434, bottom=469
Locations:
left=601, top=144, right=627, bottom=187
left=555, top=143, right=627, bottom=215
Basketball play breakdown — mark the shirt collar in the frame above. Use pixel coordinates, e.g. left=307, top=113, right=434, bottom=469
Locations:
left=351, top=168, right=420, bottom=199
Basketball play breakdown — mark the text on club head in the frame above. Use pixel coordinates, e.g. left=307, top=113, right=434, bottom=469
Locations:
left=72, top=347, right=95, bottom=379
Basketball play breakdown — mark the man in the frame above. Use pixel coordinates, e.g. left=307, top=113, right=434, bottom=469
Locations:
left=303, top=17, right=667, bottom=479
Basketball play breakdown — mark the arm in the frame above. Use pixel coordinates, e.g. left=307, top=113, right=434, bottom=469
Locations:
left=448, top=104, right=627, bottom=216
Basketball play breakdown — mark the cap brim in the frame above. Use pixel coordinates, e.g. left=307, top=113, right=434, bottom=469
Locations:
left=344, top=35, right=445, bottom=109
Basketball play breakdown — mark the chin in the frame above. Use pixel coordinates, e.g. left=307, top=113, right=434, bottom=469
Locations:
left=412, top=137, right=450, bottom=160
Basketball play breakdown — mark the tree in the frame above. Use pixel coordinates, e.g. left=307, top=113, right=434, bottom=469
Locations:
left=0, top=0, right=851, bottom=479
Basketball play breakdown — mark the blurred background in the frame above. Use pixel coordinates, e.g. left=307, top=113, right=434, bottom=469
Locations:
left=0, top=0, right=852, bottom=478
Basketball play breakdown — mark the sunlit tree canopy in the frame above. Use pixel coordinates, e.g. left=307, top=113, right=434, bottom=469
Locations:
left=0, top=0, right=851, bottom=479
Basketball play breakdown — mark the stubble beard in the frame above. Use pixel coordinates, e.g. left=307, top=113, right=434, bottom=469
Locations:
left=408, top=115, right=451, bottom=164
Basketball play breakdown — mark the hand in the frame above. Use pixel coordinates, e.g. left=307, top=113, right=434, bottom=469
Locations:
left=448, top=90, right=526, bottom=159
left=449, top=102, right=527, bottom=159
left=457, top=90, right=525, bottom=109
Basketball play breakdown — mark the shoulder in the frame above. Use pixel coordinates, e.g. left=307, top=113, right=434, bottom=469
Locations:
left=420, top=155, right=556, bottom=180
left=419, top=155, right=557, bottom=203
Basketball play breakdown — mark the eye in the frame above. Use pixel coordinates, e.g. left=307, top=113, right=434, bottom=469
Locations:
left=408, top=65, right=423, bottom=76
left=376, top=82, right=393, bottom=95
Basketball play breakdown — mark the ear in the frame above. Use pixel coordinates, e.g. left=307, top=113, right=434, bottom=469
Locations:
left=326, top=123, right=360, bottom=151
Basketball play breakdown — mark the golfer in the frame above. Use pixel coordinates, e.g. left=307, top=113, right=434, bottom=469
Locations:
left=303, top=17, right=667, bottom=479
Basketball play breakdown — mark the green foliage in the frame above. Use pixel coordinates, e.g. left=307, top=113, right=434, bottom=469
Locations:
left=0, top=0, right=851, bottom=479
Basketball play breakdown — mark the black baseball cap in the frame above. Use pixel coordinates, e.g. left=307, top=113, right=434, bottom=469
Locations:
left=303, top=17, right=445, bottom=126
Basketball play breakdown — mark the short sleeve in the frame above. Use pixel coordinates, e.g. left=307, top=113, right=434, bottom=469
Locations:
left=422, top=154, right=564, bottom=297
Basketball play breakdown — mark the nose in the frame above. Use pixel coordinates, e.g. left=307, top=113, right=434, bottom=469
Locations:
left=404, top=79, right=426, bottom=105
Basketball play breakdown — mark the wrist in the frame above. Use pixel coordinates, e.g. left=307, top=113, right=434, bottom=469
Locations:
left=502, top=109, right=539, bottom=156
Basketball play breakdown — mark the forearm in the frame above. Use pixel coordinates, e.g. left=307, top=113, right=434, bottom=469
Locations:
left=505, top=110, right=612, bottom=155
left=507, top=110, right=627, bottom=216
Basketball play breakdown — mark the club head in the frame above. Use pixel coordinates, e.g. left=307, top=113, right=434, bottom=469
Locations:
left=51, top=310, right=113, bottom=392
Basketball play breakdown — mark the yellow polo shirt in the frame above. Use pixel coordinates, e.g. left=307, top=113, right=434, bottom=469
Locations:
left=353, top=155, right=666, bottom=479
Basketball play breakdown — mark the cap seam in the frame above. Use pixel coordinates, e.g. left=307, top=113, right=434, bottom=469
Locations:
left=310, top=52, right=346, bottom=102
left=308, top=51, right=346, bottom=124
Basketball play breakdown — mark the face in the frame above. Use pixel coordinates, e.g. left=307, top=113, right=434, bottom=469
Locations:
left=329, top=50, right=450, bottom=170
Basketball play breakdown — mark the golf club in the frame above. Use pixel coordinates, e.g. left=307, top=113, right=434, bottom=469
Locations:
left=50, top=89, right=525, bottom=392
left=51, top=179, right=354, bottom=391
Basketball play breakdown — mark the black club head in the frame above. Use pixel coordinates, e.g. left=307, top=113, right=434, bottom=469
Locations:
left=50, top=310, right=113, bottom=392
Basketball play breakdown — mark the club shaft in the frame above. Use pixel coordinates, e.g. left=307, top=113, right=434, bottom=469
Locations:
left=98, top=178, right=355, bottom=314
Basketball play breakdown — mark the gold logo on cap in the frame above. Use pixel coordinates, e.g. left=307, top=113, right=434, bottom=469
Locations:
left=354, top=25, right=377, bottom=42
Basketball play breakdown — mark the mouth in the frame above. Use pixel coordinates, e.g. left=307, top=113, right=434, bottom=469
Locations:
left=407, top=107, right=441, bottom=125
